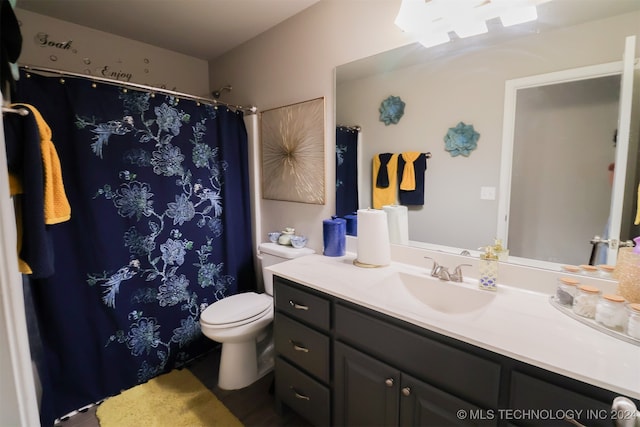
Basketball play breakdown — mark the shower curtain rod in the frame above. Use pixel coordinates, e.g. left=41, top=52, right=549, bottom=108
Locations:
left=2, top=105, right=29, bottom=116
left=19, top=64, right=258, bottom=115
left=337, top=124, right=361, bottom=132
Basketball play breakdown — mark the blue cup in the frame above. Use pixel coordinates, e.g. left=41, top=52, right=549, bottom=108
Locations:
left=290, top=235, right=308, bottom=249
left=323, top=217, right=346, bottom=257
left=344, top=213, right=358, bottom=236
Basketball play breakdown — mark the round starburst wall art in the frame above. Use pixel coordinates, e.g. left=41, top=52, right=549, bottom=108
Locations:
left=261, top=97, right=325, bottom=204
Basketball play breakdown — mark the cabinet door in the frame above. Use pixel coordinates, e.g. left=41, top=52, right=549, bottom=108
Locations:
left=334, top=341, right=400, bottom=427
left=400, top=373, right=496, bottom=427
left=509, top=371, right=613, bottom=427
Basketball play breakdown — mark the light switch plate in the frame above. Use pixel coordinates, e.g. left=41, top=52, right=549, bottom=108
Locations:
left=480, top=186, right=496, bottom=200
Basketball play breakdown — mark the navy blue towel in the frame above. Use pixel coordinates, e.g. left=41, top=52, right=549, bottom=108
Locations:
left=397, top=153, right=428, bottom=205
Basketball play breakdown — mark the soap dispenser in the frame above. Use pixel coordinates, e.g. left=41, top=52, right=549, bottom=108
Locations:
left=479, top=245, right=498, bottom=291
left=493, top=238, right=509, bottom=261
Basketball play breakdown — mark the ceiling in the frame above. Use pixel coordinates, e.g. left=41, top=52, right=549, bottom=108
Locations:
left=15, top=0, right=640, bottom=64
left=15, top=0, right=321, bottom=61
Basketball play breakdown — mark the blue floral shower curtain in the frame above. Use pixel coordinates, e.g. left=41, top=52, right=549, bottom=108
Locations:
left=336, top=126, right=359, bottom=217
left=14, top=70, right=255, bottom=425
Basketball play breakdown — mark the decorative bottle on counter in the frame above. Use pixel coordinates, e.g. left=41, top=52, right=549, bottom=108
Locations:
left=493, top=238, right=509, bottom=261
left=278, top=227, right=295, bottom=246
left=479, top=246, right=498, bottom=291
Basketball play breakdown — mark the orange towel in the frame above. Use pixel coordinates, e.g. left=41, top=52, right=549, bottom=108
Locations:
left=399, top=151, right=420, bottom=191
left=11, top=103, right=71, bottom=225
left=9, top=104, right=70, bottom=274
left=372, top=153, right=398, bottom=209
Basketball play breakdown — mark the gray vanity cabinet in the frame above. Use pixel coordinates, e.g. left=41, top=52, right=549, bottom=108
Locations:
left=334, top=303, right=499, bottom=426
left=399, top=371, right=496, bottom=427
left=273, top=275, right=636, bottom=427
left=334, top=341, right=494, bottom=426
left=273, top=277, right=331, bottom=426
left=507, top=371, right=615, bottom=427
left=334, top=341, right=400, bottom=426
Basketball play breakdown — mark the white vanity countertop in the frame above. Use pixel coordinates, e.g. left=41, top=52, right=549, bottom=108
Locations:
left=268, top=253, right=640, bottom=400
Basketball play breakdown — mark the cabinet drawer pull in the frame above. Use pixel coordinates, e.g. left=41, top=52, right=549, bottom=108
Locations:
left=289, top=339, right=310, bottom=353
left=289, top=300, right=309, bottom=311
left=401, top=387, right=411, bottom=396
left=385, top=378, right=394, bottom=387
left=290, top=386, right=310, bottom=401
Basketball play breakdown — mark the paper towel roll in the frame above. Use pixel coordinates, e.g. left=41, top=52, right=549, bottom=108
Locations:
left=356, top=209, right=390, bottom=267
left=323, top=217, right=346, bottom=257
left=382, top=205, right=409, bottom=245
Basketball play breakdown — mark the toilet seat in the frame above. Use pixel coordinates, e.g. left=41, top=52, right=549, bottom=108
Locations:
left=200, top=292, right=272, bottom=328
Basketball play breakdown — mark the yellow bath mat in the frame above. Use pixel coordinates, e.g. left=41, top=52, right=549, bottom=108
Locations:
left=96, top=368, right=243, bottom=427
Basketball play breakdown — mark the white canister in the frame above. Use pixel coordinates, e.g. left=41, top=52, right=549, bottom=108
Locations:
left=555, top=277, right=579, bottom=306
left=626, top=303, right=640, bottom=339
left=572, top=285, right=601, bottom=318
left=595, top=294, right=627, bottom=331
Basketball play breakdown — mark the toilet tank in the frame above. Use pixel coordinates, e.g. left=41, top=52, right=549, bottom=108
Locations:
left=258, top=242, right=314, bottom=295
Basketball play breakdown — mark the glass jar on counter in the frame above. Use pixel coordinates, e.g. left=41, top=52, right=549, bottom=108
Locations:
left=626, top=303, right=640, bottom=340
left=561, top=265, right=580, bottom=274
left=596, top=264, right=615, bottom=279
left=595, top=294, right=627, bottom=331
left=572, top=285, right=601, bottom=318
left=555, top=277, right=580, bottom=306
left=579, top=264, right=599, bottom=277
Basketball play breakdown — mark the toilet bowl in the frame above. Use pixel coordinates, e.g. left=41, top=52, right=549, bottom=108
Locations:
left=199, top=242, right=314, bottom=390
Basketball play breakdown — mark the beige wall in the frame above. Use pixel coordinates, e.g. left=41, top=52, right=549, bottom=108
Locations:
left=14, top=9, right=209, bottom=96
left=209, top=0, right=412, bottom=254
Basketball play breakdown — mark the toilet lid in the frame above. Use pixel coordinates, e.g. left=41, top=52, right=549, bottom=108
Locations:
left=200, top=292, right=271, bottom=326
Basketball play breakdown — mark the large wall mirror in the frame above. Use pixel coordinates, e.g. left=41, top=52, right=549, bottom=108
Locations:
left=335, top=0, right=640, bottom=271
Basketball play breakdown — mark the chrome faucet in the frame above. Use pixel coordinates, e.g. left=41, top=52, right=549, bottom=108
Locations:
left=424, top=257, right=442, bottom=278
left=450, top=264, right=472, bottom=282
left=424, top=257, right=471, bottom=282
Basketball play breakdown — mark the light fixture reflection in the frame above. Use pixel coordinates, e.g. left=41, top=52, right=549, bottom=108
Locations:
left=453, top=20, right=488, bottom=38
left=395, top=0, right=550, bottom=48
left=500, top=5, right=538, bottom=27
left=418, top=32, right=450, bottom=48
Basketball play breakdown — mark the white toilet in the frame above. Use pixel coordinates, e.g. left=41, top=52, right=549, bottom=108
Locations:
left=199, top=242, right=314, bottom=390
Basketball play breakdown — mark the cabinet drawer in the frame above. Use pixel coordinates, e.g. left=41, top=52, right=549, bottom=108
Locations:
left=274, top=277, right=331, bottom=330
left=335, top=303, right=501, bottom=408
left=274, top=313, right=330, bottom=382
left=276, top=357, right=330, bottom=427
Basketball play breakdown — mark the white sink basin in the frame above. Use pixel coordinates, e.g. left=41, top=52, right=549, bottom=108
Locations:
left=378, top=271, right=496, bottom=315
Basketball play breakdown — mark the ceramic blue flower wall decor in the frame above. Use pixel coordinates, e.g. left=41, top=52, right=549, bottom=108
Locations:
left=379, top=95, right=405, bottom=125
left=444, top=121, right=480, bottom=157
